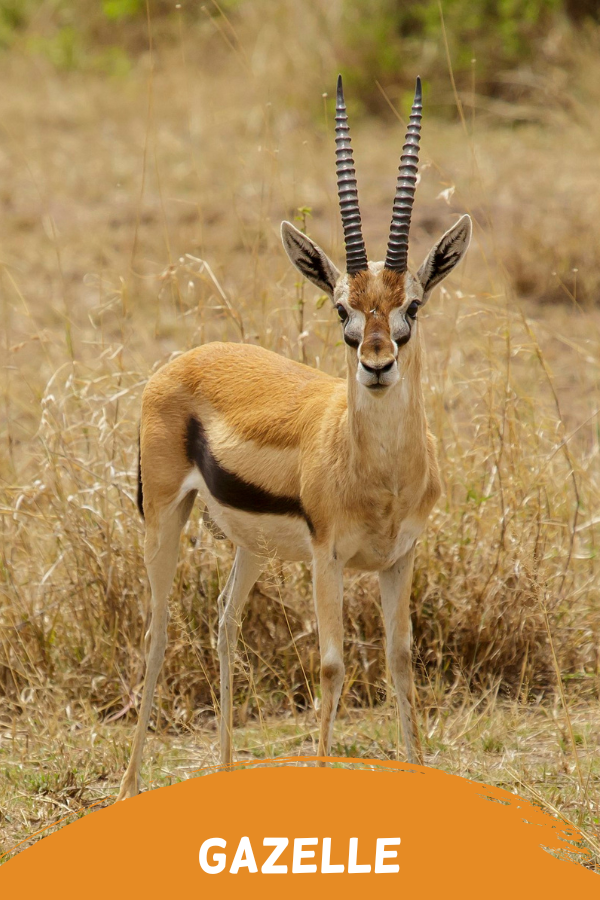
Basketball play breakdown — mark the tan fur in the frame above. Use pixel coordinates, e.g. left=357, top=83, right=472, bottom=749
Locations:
left=117, top=263, right=450, bottom=802
left=350, top=268, right=406, bottom=364
left=350, top=267, right=406, bottom=315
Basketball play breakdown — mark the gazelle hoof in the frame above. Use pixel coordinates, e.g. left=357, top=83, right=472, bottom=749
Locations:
left=116, top=775, right=139, bottom=802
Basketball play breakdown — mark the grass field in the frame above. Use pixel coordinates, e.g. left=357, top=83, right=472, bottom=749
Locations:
left=1, top=2, right=600, bottom=867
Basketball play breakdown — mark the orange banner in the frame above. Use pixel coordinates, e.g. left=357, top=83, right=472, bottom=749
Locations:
left=0, top=758, right=596, bottom=897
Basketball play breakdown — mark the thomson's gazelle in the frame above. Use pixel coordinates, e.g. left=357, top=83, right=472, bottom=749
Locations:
left=117, top=76, right=471, bottom=800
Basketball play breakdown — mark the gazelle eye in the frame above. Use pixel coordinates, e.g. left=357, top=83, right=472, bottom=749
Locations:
left=336, top=304, right=349, bottom=323
left=406, top=301, right=419, bottom=319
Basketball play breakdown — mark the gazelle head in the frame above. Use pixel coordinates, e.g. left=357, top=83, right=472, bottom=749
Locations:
left=282, top=75, right=471, bottom=392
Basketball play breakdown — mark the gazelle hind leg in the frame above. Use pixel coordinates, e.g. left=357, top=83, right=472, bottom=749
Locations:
left=218, top=547, right=262, bottom=767
left=117, top=493, right=195, bottom=801
left=379, top=549, right=423, bottom=765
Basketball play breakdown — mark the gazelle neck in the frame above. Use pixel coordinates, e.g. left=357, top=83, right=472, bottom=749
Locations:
left=345, top=332, right=428, bottom=482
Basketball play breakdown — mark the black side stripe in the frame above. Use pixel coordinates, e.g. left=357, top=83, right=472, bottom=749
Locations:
left=137, top=431, right=144, bottom=519
left=185, top=416, right=314, bottom=534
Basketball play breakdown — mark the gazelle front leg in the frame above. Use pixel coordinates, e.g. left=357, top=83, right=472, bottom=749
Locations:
left=312, top=545, right=345, bottom=758
left=379, top=547, right=423, bottom=765
left=218, top=547, right=262, bottom=767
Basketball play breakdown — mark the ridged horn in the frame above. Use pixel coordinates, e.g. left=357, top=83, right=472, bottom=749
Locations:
left=385, top=76, right=423, bottom=273
left=335, top=74, right=368, bottom=275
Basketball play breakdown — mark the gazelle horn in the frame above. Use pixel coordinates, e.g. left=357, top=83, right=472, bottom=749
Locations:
left=335, top=74, right=368, bottom=275
left=385, top=76, right=422, bottom=273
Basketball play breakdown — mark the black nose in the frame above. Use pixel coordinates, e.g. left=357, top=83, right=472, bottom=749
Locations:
left=361, top=360, right=395, bottom=376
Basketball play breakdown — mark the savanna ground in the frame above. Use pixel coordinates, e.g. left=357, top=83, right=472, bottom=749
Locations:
left=1, top=0, right=600, bottom=868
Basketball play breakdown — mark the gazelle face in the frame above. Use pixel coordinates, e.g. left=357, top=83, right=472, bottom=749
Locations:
left=281, top=214, right=472, bottom=393
left=333, top=263, right=424, bottom=391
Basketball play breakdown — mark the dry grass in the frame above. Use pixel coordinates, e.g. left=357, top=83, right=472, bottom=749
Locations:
left=1, top=0, right=600, bottom=866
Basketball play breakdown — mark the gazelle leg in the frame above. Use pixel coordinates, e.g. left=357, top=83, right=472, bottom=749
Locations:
left=117, top=494, right=195, bottom=801
left=379, top=548, right=423, bottom=765
left=313, top=547, right=345, bottom=758
left=218, top=547, right=262, bottom=767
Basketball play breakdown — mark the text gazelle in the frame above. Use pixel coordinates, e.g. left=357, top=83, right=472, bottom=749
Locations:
left=199, top=836, right=401, bottom=874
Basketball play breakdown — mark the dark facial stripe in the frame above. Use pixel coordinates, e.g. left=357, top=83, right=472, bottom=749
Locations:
left=137, top=432, right=144, bottom=519
left=185, top=416, right=314, bottom=534
left=395, top=322, right=412, bottom=347
left=343, top=331, right=360, bottom=349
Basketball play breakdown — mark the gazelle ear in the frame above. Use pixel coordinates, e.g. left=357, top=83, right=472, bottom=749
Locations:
left=416, top=215, right=472, bottom=305
left=281, top=221, right=341, bottom=299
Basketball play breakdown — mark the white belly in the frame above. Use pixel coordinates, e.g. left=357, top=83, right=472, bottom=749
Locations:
left=208, top=499, right=313, bottom=562
left=176, top=469, right=313, bottom=562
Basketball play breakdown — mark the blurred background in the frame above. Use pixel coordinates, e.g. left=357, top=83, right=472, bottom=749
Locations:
left=1, top=0, right=600, bottom=862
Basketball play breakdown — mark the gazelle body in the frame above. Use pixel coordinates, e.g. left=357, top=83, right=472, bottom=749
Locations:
left=117, top=77, right=471, bottom=801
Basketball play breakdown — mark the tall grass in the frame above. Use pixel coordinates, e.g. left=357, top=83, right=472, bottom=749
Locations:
left=2, top=269, right=600, bottom=724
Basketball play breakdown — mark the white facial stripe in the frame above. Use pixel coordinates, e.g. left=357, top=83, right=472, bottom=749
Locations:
left=344, top=308, right=365, bottom=346
left=333, top=278, right=366, bottom=345
left=389, top=307, right=411, bottom=344
left=387, top=272, right=423, bottom=343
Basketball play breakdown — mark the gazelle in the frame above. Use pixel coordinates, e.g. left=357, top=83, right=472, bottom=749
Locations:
left=117, top=76, right=471, bottom=800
